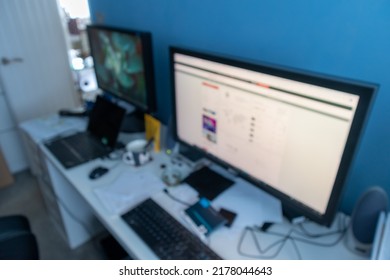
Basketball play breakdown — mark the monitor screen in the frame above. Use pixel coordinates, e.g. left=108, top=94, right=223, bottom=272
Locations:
left=170, top=47, right=376, bottom=226
left=87, top=25, right=156, bottom=112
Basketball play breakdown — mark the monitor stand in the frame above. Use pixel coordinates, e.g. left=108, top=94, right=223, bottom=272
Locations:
left=179, top=145, right=204, bottom=162
left=260, top=208, right=302, bottom=231
left=183, top=166, right=234, bottom=201
left=282, top=207, right=304, bottom=224
left=120, top=110, right=145, bottom=133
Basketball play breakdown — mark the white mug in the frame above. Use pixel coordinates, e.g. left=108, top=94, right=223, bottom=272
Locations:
left=122, top=139, right=151, bottom=166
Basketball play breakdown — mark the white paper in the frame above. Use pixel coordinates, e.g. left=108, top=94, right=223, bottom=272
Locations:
left=20, top=114, right=86, bottom=142
left=94, top=170, right=165, bottom=215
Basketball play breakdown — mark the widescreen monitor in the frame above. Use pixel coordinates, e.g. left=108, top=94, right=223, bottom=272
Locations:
left=170, top=47, right=376, bottom=226
left=87, top=25, right=156, bottom=113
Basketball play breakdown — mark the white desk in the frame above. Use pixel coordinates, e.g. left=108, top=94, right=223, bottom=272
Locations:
left=21, top=115, right=367, bottom=260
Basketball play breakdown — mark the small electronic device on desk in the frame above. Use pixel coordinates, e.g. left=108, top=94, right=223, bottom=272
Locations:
left=88, top=166, right=109, bottom=180
left=183, top=198, right=227, bottom=239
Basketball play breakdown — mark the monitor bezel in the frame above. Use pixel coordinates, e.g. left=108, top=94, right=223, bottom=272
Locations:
left=170, top=46, right=377, bottom=226
left=87, top=24, right=156, bottom=113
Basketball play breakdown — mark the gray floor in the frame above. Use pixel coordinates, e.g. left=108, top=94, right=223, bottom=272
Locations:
left=0, top=170, right=107, bottom=259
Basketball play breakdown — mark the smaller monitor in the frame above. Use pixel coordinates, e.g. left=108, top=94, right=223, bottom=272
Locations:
left=87, top=25, right=156, bottom=113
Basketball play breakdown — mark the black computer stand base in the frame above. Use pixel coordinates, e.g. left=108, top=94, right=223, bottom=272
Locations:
left=282, top=207, right=305, bottom=224
left=178, top=145, right=204, bottom=162
left=120, top=111, right=145, bottom=133
left=183, top=166, right=234, bottom=201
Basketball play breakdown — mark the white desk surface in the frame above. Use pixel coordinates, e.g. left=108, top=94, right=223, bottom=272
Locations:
left=20, top=114, right=87, bottom=142
left=22, top=114, right=365, bottom=260
left=40, top=141, right=365, bottom=260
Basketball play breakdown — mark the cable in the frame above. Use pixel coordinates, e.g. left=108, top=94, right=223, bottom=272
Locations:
left=163, top=188, right=192, bottom=207
left=238, top=215, right=349, bottom=259
left=290, top=237, right=302, bottom=260
left=295, top=215, right=348, bottom=238
left=237, top=226, right=292, bottom=259
left=293, top=231, right=346, bottom=247
left=261, top=227, right=346, bottom=248
left=251, top=227, right=290, bottom=254
left=289, top=215, right=349, bottom=247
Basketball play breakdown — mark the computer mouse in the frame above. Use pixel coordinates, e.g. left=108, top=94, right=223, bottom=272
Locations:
left=89, top=166, right=109, bottom=180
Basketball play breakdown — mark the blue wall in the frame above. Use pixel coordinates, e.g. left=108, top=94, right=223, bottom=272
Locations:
left=88, top=0, right=390, bottom=213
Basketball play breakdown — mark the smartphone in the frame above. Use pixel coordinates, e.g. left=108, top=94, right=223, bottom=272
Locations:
left=219, top=208, right=237, bottom=227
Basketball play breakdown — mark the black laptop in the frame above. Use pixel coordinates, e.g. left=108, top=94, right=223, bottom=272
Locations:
left=45, top=96, right=126, bottom=169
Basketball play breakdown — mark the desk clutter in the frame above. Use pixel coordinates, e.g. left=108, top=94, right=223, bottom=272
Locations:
left=21, top=111, right=384, bottom=260
left=15, top=17, right=386, bottom=260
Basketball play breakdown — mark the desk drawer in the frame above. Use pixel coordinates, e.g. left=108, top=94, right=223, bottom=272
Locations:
left=37, top=178, right=66, bottom=238
left=20, top=131, right=41, bottom=175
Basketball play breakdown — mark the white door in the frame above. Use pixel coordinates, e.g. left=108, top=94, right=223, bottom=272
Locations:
left=0, top=0, right=78, bottom=122
left=0, top=0, right=78, bottom=172
left=0, top=85, right=26, bottom=172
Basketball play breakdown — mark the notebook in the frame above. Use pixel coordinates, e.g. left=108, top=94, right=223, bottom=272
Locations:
left=45, top=96, right=126, bottom=169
